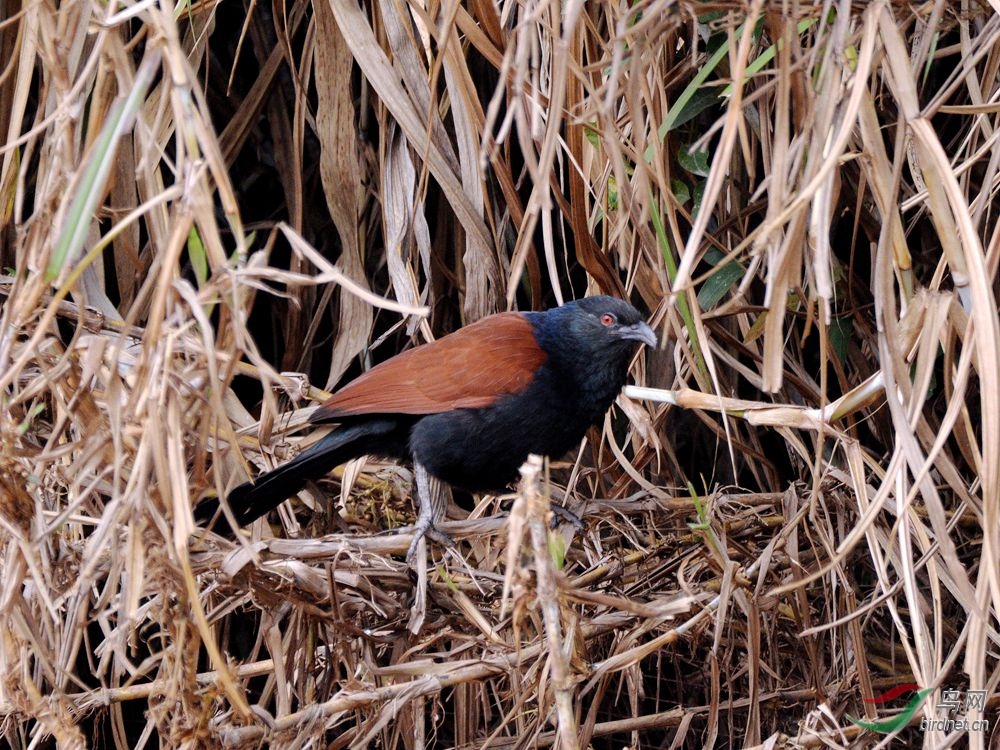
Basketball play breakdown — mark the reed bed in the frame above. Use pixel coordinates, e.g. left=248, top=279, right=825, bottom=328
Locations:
left=1, top=0, right=998, bottom=747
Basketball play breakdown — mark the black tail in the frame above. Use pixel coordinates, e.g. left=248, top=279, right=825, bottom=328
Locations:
left=196, top=419, right=404, bottom=534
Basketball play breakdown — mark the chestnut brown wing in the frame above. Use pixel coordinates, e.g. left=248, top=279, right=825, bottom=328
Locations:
left=310, top=312, right=547, bottom=422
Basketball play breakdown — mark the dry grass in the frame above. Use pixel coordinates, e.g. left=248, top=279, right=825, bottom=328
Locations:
left=2, top=0, right=999, bottom=747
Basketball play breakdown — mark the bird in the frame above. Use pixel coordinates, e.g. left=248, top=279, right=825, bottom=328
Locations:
left=198, top=295, right=656, bottom=557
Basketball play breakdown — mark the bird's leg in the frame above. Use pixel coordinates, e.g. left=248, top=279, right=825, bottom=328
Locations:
left=406, top=461, right=453, bottom=561
left=548, top=502, right=585, bottom=530
left=496, top=494, right=584, bottom=530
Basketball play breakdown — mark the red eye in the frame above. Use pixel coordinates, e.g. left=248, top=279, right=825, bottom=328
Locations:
left=600, top=313, right=616, bottom=326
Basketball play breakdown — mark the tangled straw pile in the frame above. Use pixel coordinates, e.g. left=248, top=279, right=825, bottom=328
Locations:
left=2, top=0, right=999, bottom=747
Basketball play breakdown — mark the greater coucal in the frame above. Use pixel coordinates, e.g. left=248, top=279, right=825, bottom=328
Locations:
left=199, top=296, right=656, bottom=555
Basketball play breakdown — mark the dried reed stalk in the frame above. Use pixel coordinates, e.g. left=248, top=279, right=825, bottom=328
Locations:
left=1, top=0, right=998, bottom=747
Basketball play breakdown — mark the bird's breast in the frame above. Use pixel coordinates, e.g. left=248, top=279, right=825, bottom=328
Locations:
left=408, top=368, right=615, bottom=492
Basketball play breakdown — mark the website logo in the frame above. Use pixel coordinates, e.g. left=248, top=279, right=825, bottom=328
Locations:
left=847, top=684, right=933, bottom=734
left=848, top=684, right=990, bottom=735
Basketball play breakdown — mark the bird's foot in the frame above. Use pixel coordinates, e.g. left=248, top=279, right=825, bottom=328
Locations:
left=497, top=497, right=584, bottom=530
left=549, top=502, right=585, bottom=530
left=406, top=461, right=452, bottom=562
left=405, top=517, right=454, bottom=562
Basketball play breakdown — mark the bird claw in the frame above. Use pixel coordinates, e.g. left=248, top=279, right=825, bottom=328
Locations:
left=498, top=497, right=584, bottom=530
left=404, top=518, right=454, bottom=562
left=549, top=503, right=585, bottom=530
left=405, top=460, right=454, bottom=562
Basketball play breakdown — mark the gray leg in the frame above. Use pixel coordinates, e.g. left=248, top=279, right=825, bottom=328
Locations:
left=406, top=461, right=453, bottom=561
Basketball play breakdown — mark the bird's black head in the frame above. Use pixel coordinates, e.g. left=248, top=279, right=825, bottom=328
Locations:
left=529, top=295, right=657, bottom=369
left=566, top=296, right=657, bottom=349
left=525, top=295, right=656, bottom=420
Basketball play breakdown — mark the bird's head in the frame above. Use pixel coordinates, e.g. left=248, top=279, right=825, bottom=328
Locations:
left=561, top=295, right=657, bottom=349
left=531, top=296, right=657, bottom=365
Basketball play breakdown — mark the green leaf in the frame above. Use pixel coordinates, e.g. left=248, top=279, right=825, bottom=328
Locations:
left=187, top=227, right=208, bottom=288
left=691, top=180, right=706, bottom=217
left=921, top=32, right=940, bottom=86
left=18, top=403, right=45, bottom=435
left=548, top=532, right=566, bottom=570
left=440, top=569, right=459, bottom=593
left=829, top=317, right=851, bottom=364
left=697, top=248, right=744, bottom=310
left=678, top=144, right=711, bottom=176
left=720, top=18, right=819, bottom=97
left=688, top=482, right=708, bottom=526
left=649, top=192, right=709, bottom=381
left=844, top=45, right=858, bottom=71
left=666, top=85, right=723, bottom=131
left=607, top=175, right=619, bottom=211
left=646, top=19, right=745, bottom=163
left=47, top=56, right=157, bottom=282
left=671, top=179, right=690, bottom=206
